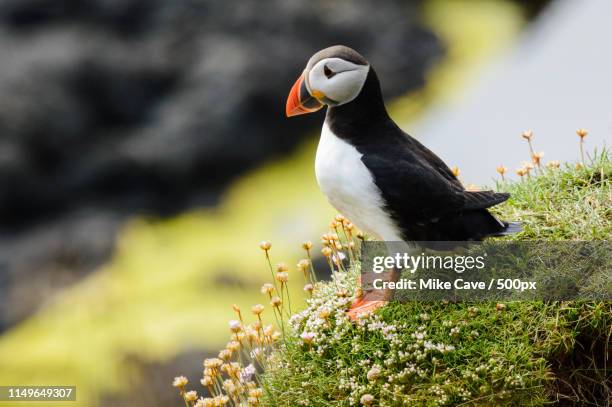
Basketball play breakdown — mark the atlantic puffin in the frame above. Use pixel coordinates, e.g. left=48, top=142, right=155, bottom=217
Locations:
left=285, top=45, right=520, bottom=315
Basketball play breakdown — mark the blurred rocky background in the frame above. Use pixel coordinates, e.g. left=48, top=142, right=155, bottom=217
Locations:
left=0, top=1, right=556, bottom=406
left=0, top=0, right=444, bottom=330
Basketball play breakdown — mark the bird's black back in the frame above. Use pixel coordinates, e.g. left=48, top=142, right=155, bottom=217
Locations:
left=326, top=68, right=515, bottom=242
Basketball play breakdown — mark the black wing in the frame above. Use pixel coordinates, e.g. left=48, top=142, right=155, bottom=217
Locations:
left=403, top=133, right=510, bottom=210
left=360, top=142, right=510, bottom=224
left=404, top=134, right=464, bottom=187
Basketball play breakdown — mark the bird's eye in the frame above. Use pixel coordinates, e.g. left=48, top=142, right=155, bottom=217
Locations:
left=323, top=65, right=335, bottom=79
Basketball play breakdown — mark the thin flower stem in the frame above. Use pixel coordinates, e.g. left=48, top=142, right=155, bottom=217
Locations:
left=285, top=283, right=293, bottom=315
left=264, top=252, right=280, bottom=295
left=270, top=299, right=282, bottom=329
left=275, top=306, right=286, bottom=342
left=326, top=258, right=340, bottom=290
left=180, top=391, right=190, bottom=407
left=213, top=378, right=224, bottom=399
left=330, top=242, right=347, bottom=273
left=527, top=140, right=535, bottom=158
left=341, top=226, right=355, bottom=264
left=305, top=248, right=318, bottom=284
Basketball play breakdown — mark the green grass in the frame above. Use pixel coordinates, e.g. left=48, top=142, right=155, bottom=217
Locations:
left=493, top=150, right=611, bottom=240
left=260, top=152, right=611, bottom=406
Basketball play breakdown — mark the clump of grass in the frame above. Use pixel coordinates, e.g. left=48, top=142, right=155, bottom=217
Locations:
left=174, top=138, right=610, bottom=406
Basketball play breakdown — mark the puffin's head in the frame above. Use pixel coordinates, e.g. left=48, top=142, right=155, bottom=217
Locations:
left=286, top=45, right=370, bottom=117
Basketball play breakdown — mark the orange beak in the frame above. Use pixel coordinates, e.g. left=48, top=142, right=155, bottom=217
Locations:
left=285, top=73, right=324, bottom=117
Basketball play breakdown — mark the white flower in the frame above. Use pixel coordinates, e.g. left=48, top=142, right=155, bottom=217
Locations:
left=250, top=347, right=264, bottom=359
left=300, top=331, right=316, bottom=344
left=228, top=320, right=242, bottom=332
left=366, top=366, right=381, bottom=381
left=360, top=394, right=374, bottom=405
left=331, top=252, right=346, bottom=264
left=240, top=363, right=256, bottom=382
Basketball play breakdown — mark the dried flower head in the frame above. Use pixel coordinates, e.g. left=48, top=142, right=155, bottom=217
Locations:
left=297, top=259, right=310, bottom=271
left=576, top=128, right=588, bottom=139
left=226, top=341, right=240, bottom=352
left=496, top=165, right=507, bottom=175
left=184, top=390, right=198, bottom=402
left=228, top=320, right=242, bottom=333
left=451, top=166, right=460, bottom=177
left=218, top=349, right=232, bottom=361
left=249, top=388, right=263, bottom=398
left=336, top=288, right=349, bottom=298
left=532, top=151, right=544, bottom=166
left=222, top=379, right=237, bottom=395
left=251, top=304, right=264, bottom=315
left=319, top=308, right=331, bottom=319
left=367, top=366, right=381, bottom=381
left=275, top=263, right=289, bottom=272
left=303, top=283, right=314, bottom=293
left=172, top=375, right=188, bottom=388
left=247, top=396, right=259, bottom=406
left=201, top=376, right=214, bottom=387
left=275, top=271, right=289, bottom=282
left=546, top=160, right=560, bottom=169
left=321, top=247, right=333, bottom=257
left=259, top=241, right=271, bottom=251
left=221, top=362, right=242, bottom=379
left=329, top=220, right=338, bottom=229
left=270, top=296, right=282, bottom=308
left=496, top=303, right=506, bottom=311
left=301, top=241, right=313, bottom=250
left=194, top=398, right=210, bottom=407
left=203, top=358, right=223, bottom=370
left=263, top=325, right=274, bottom=336
left=250, top=321, right=262, bottom=333
left=335, top=214, right=346, bottom=222
left=575, top=162, right=584, bottom=169
left=360, top=394, right=375, bottom=406
left=260, top=283, right=275, bottom=295
left=300, top=331, right=316, bottom=344
left=232, top=304, right=241, bottom=316
left=521, top=129, right=533, bottom=140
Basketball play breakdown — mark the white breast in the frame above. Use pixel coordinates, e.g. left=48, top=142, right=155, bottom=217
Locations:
left=315, top=122, right=403, bottom=241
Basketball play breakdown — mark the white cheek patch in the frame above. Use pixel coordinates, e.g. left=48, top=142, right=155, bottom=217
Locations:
left=307, top=58, right=369, bottom=106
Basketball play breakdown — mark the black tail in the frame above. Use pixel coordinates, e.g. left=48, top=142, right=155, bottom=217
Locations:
left=460, top=210, right=521, bottom=240
left=496, top=221, right=522, bottom=236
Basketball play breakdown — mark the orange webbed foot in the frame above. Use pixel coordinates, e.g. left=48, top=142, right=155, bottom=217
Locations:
left=347, top=298, right=387, bottom=321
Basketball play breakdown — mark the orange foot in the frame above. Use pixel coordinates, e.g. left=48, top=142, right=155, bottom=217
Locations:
left=347, top=298, right=387, bottom=321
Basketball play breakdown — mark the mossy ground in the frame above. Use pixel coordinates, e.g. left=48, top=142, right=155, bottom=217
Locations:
left=260, top=152, right=611, bottom=406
